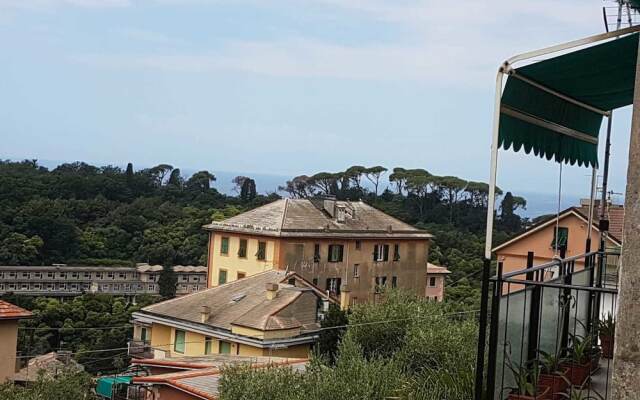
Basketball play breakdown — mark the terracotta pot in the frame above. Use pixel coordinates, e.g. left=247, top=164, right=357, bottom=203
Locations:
left=563, top=361, right=591, bottom=387
left=508, top=386, right=551, bottom=400
left=538, top=368, right=569, bottom=400
left=600, top=335, right=614, bottom=359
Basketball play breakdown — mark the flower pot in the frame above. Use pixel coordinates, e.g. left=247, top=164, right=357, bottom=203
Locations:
left=508, top=386, right=551, bottom=400
left=538, top=368, right=569, bottom=400
left=600, top=335, right=614, bottom=359
left=563, top=361, right=591, bottom=387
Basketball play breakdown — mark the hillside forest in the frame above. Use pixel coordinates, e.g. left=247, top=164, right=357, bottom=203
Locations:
left=0, top=160, right=528, bottom=303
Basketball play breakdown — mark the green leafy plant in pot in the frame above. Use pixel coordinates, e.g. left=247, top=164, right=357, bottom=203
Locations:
left=563, top=334, right=594, bottom=387
left=507, top=358, right=550, bottom=400
left=538, top=350, right=570, bottom=400
left=598, top=313, right=615, bottom=359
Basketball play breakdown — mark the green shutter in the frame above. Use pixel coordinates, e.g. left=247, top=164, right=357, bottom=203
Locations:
left=174, top=330, right=185, bottom=353
left=218, top=270, right=227, bottom=285
left=552, top=227, right=569, bottom=249
left=219, top=341, right=231, bottom=354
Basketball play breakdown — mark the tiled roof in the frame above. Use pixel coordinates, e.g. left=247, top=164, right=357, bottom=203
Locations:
left=426, top=263, right=451, bottom=274
left=0, top=300, right=32, bottom=320
left=578, top=203, right=625, bottom=243
left=203, top=198, right=432, bottom=239
left=133, top=358, right=308, bottom=400
left=137, top=270, right=324, bottom=333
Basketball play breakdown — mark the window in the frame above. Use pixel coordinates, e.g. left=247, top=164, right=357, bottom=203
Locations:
left=118, top=273, right=125, bottom=279
left=205, top=337, right=213, bottom=355
left=237, top=271, right=246, bottom=280
left=181, top=275, right=188, bottom=281
left=140, top=327, right=149, bottom=342
left=174, top=330, right=186, bottom=353
left=256, top=241, right=267, bottom=260
left=328, top=245, right=344, bottom=263
left=107, top=272, right=114, bottom=279
left=326, top=278, right=342, bottom=295
left=375, top=276, right=388, bottom=293
left=429, top=277, right=437, bottom=287
left=313, top=244, right=321, bottom=262
left=71, top=272, right=78, bottom=279
left=218, top=269, right=228, bottom=285
left=552, top=227, right=569, bottom=250
left=112, top=284, right=119, bottom=291
left=95, top=272, right=103, bottom=279
left=312, top=278, right=318, bottom=286
left=84, top=272, right=90, bottom=278
left=373, top=244, right=389, bottom=262
left=47, top=272, right=53, bottom=278
left=9, top=272, right=16, bottom=278
left=288, top=278, right=296, bottom=286
left=21, top=272, right=29, bottom=278
left=148, top=284, right=154, bottom=291
left=353, top=264, right=360, bottom=278
left=238, top=239, right=248, bottom=258
left=219, top=341, right=231, bottom=354
left=21, top=283, right=28, bottom=290
left=34, top=272, right=42, bottom=278
left=59, top=283, right=66, bottom=290
left=355, top=240, right=362, bottom=250
left=393, top=244, right=400, bottom=261
left=220, top=237, right=230, bottom=255
left=34, top=283, right=41, bottom=290
left=392, top=276, right=398, bottom=288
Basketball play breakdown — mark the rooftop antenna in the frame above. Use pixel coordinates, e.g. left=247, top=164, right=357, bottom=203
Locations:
left=603, top=0, right=640, bottom=32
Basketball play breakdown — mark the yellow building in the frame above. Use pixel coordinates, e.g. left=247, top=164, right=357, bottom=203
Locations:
left=131, top=270, right=336, bottom=360
left=0, top=300, right=32, bottom=382
left=203, top=197, right=439, bottom=303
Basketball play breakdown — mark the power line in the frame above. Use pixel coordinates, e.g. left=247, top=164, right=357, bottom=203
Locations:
left=16, top=309, right=481, bottom=360
left=18, top=324, right=132, bottom=331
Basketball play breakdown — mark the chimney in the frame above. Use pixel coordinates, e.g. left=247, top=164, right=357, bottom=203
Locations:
left=339, top=284, right=351, bottom=311
left=200, top=305, right=211, bottom=323
left=265, top=283, right=279, bottom=300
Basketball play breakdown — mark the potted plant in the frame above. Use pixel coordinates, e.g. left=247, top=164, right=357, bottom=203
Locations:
left=508, top=359, right=551, bottom=400
left=598, top=313, right=615, bottom=359
left=563, top=334, right=593, bottom=387
left=557, top=382, right=604, bottom=400
left=537, top=351, right=570, bottom=399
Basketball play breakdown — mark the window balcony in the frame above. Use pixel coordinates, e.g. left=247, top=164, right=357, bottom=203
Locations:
left=128, top=340, right=153, bottom=359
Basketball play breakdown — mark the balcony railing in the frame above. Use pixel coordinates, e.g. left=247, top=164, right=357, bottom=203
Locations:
left=477, top=251, right=619, bottom=400
left=128, top=340, right=154, bottom=359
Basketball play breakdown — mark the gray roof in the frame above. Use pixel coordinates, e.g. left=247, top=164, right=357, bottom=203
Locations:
left=203, top=198, right=432, bottom=239
left=138, top=270, right=320, bottom=332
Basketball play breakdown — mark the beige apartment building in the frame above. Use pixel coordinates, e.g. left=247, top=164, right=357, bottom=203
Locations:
left=203, top=197, right=448, bottom=303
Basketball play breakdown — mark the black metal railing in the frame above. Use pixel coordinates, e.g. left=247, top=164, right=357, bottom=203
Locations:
left=476, top=251, right=619, bottom=400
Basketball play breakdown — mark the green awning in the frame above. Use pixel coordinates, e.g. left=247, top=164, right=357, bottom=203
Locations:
left=498, top=33, right=639, bottom=168
left=96, top=376, right=132, bottom=398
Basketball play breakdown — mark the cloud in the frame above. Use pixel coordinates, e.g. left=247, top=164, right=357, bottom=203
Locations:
left=68, top=0, right=603, bottom=85
left=0, top=0, right=130, bottom=11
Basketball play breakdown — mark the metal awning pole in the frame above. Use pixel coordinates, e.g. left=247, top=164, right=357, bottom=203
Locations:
left=587, top=167, right=597, bottom=245
left=485, top=69, right=505, bottom=260
left=475, top=68, right=505, bottom=400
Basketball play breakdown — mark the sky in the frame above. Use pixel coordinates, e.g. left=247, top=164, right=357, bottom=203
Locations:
left=0, top=0, right=633, bottom=206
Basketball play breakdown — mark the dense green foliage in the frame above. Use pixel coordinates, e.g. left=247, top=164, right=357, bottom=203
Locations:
left=0, top=160, right=278, bottom=266
left=4, top=293, right=155, bottom=374
left=0, top=370, right=98, bottom=400
left=219, top=291, right=478, bottom=400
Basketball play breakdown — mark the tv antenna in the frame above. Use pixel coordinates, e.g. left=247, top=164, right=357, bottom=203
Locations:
left=603, top=1, right=640, bottom=32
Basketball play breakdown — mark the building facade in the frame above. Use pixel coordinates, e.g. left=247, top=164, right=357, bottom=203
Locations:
left=0, top=300, right=32, bottom=382
left=204, top=198, right=444, bottom=303
left=0, top=264, right=207, bottom=298
left=493, top=205, right=622, bottom=280
left=130, top=270, right=335, bottom=361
